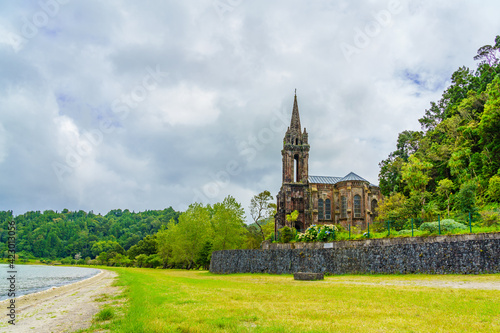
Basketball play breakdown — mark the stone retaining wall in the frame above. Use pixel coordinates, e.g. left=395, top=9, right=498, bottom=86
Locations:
left=209, top=233, right=500, bottom=275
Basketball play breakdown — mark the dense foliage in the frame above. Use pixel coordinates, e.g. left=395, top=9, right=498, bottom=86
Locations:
left=377, top=35, right=500, bottom=229
left=0, top=207, right=179, bottom=260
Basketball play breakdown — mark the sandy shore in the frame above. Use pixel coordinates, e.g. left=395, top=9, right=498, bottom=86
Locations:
left=0, top=269, right=119, bottom=333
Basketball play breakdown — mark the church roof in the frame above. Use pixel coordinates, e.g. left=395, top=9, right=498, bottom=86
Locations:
left=309, top=172, right=377, bottom=186
left=308, top=176, right=342, bottom=184
left=340, top=172, right=368, bottom=182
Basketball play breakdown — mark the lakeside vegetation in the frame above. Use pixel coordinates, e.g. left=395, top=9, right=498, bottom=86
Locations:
left=80, top=268, right=500, bottom=333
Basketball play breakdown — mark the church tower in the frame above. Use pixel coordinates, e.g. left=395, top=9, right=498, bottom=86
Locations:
left=275, top=93, right=310, bottom=233
left=282, top=93, right=309, bottom=183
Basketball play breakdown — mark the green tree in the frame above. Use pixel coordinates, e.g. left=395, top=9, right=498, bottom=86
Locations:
left=211, top=196, right=246, bottom=251
left=401, top=155, right=432, bottom=218
left=249, top=190, right=276, bottom=241
left=478, top=76, right=500, bottom=178
left=169, top=203, right=213, bottom=269
left=127, top=235, right=157, bottom=259
left=487, top=175, right=500, bottom=202
left=456, top=181, right=478, bottom=218
left=285, top=210, right=299, bottom=228
left=437, top=178, right=454, bottom=217
left=375, top=192, right=412, bottom=228
left=156, top=224, right=174, bottom=268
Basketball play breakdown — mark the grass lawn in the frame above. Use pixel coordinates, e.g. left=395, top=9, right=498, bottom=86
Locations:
left=84, top=268, right=500, bottom=333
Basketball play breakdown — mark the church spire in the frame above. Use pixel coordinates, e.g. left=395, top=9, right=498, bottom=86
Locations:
left=290, top=90, right=301, bottom=131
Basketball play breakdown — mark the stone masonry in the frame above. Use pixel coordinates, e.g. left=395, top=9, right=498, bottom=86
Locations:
left=210, top=233, right=500, bottom=275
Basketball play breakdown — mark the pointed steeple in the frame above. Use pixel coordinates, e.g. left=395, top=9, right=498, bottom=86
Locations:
left=290, top=91, right=301, bottom=131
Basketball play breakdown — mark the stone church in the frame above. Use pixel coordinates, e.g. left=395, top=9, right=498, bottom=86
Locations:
left=275, top=94, right=383, bottom=233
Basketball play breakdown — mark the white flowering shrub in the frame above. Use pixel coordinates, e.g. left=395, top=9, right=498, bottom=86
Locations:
left=296, top=224, right=338, bottom=242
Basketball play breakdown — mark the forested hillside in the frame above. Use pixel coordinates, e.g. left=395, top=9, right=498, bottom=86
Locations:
left=377, top=35, right=500, bottom=227
left=0, top=192, right=274, bottom=267
left=0, top=207, right=180, bottom=259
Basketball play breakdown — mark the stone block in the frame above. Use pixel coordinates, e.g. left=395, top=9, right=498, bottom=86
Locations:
left=294, top=272, right=324, bottom=281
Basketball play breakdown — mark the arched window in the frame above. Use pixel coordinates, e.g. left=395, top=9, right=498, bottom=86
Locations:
left=294, top=154, right=299, bottom=182
left=318, top=199, right=324, bottom=220
left=354, top=195, right=361, bottom=218
left=325, top=199, right=331, bottom=220
left=341, top=196, right=347, bottom=218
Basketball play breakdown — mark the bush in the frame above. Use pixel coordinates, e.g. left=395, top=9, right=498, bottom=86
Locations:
left=479, top=210, right=500, bottom=227
left=419, top=219, right=467, bottom=233
left=487, top=175, right=500, bottom=202
left=279, top=226, right=296, bottom=243
left=145, top=254, right=163, bottom=268
left=296, top=224, right=337, bottom=242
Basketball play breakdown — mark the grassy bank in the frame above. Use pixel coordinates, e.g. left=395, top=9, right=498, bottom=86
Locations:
left=83, top=268, right=500, bottom=332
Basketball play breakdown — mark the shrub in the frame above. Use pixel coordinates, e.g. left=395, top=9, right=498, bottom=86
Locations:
left=419, top=219, right=467, bottom=233
left=296, top=224, right=337, bottom=242
left=487, top=175, right=500, bottom=202
left=145, top=254, right=163, bottom=268
left=479, top=210, right=500, bottom=227
left=279, top=226, right=296, bottom=243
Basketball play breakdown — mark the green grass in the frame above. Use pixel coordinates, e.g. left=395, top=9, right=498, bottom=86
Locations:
left=83, top=268, right=500, bottom=333
left=95, top=307, right=115, bottom=322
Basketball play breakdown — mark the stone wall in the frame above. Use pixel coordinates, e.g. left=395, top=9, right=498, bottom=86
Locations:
left=209, top=233, right=500, bottom=275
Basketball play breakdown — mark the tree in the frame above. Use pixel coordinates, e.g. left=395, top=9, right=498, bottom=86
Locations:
left=127, top=234, right=157, bottom=259
left=478, top=76, right=500, bottom=178
left=249, top=190, right=276, bottom=241
left=285, top=210, right=299, bottom=228
left=487, top=175, right=500, bottom=202
left=91, top=240, right=124, bottom=258
left=211, top=196, right=246, bottom=251
left=401, top=155, right=432, bottom=218
left=156, top=224, right=174, bottom=268
left=473, top=35, right=500, bottom=66
left=437, top=178, right=454, bottom=217
left=168, top=203, right=213, bottom=269
left=375, top=192, right=411, bottom=223
left=456, top=181, right=478, bottom=218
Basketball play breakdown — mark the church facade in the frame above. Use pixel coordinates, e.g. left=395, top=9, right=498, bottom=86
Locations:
left=275, top=94, right=383, bottom=233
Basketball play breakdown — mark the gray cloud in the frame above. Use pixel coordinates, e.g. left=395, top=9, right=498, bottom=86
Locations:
left=1, top=0, right=500, bottom=218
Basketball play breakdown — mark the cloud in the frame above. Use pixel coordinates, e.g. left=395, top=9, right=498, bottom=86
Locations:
left=0, top=0, right=500, bottom=218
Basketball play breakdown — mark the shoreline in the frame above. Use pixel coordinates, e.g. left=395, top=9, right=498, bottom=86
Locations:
left=0, top=267, right=102, bottom=303
left=0, top=268, right=120, bottom=333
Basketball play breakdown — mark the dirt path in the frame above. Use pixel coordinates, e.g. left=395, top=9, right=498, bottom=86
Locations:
left=0, top=269, right=119, bottom=333
left=325, top=279, right=500, bottom=290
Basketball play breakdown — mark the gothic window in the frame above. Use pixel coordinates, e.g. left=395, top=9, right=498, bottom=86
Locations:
left=294, top=154, right=299, bottom=182
left=318, top=199, right=324, bottom=220
left=354, top=195, right=361, bottom=218
left=341, top=196, right=347, bottom=218
left=325, top=199, right=331, bottom=220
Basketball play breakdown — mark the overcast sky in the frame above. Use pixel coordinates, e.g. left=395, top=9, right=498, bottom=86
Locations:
left=1, top=0, right=499, bottom=218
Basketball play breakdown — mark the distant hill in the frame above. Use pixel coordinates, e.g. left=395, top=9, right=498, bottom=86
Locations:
left=0, top=208, right=180, bottom=260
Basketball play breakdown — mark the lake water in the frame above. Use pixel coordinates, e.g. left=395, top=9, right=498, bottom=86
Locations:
left=0, top=264, right=99, bottom=301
